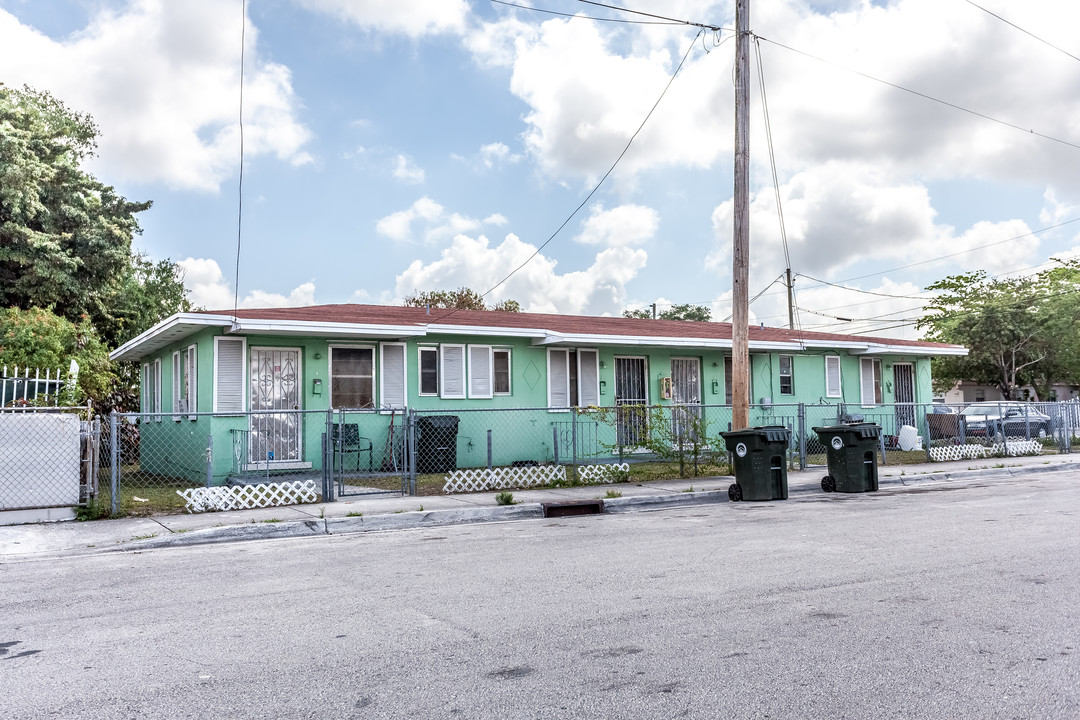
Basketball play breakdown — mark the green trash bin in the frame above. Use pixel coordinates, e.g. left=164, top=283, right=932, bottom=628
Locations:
left=812, top=423, right=881, bottom=493
left=720, top=426, right=790, bottom=502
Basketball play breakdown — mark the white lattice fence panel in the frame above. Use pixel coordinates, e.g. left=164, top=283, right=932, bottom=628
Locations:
left=929, top=444, right=989, bottom=462
left=443, top=465, right=566, bottom=493
left=576, top=463, right=630, bottom=484
left=990, top=440, right=1042, bottom=457
left=177, top=480, right=318, bottom=513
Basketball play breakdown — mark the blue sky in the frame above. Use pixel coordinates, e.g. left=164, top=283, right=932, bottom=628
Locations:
left=2, top=0, right=1078, bottom=340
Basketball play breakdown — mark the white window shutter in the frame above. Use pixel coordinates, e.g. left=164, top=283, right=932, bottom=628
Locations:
left=172, top=351, right=182, bottom=417
left=548, top=349, right=569, bottom=408
left=214, top=338, right=246, bottom=413
left=468, top=345, right=493, bottom=398
left=441, top=345, right=465, bottom=399
left=860, top=358, right=875, bottom=405
left=826, top=356, right=842, bottom=398
left=141, top=364, right=149, bottom=413
left=187, top=345, right=197, bottom=418
left=381, top=343, right=406, bottom=409
left=153, top=359, right=162, bottom=419
left=578, top=350, right=599, bottom=407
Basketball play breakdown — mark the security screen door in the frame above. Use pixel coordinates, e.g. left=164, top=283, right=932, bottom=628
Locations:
left=671, top=358, right=702, bottom=444
left=615, top=356, right=648, bottom=446
left=249, top=348, right=302, bottom=465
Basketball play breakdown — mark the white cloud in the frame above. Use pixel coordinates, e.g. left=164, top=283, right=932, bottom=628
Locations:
left=574, top=204, right=659, bottom=247
left=394, top=233, right=648, bottom=316
left=0, top=1, right=312, bottom=191
left=375, top=197, right=506, bottom=243
left=297, top=0, right=469, bottom=37
left=392, top=154, right=425, bottom=184
left=479, top=142, right=522, bottom=169
left=707, top=162, right=1040, bottom=282
left=178, top=258, right=316, bottom=309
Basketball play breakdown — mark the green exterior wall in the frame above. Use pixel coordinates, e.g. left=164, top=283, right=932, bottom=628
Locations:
left=134, top=329, right=937, bottom=484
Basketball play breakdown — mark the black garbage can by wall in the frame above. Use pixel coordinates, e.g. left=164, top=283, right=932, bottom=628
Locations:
left=720, top=426, right=790, bottom=501
left=417, top=415, right=460, bottom=474
left=813, top=423, right=880, bottom=493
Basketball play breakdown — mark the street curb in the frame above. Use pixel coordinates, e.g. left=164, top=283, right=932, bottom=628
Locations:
left=110, top=462, right=1078, bottom=552
left=324, top=504, right=543, bottom=534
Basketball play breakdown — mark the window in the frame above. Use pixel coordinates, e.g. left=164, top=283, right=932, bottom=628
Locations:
left=419, top=347, right=439, bottom=396
left=548, top=348, right=599, bottom=408
left=440, top=344, right=466, bottom=399
left=172, top=344, right=197, bottom=420
left=779, top=355, right=794, bottom=396
left=860, top=358, right=882, bottom=405
left=152, top=358, right=162, bottom=421
left=825, top=356, right=842, bottom=398
left=214, top=337, right=246, bottom=413
left=468, top=345, right=493, bottom=399
left=330, top=346, right=374, bottom=409
left=141, top=363, right=150, bottom=413
left=725, top=357, right=733, bottom=404
left=380, top=343, right=406, bottom=409
left=493, top=349, right=511, bottom=395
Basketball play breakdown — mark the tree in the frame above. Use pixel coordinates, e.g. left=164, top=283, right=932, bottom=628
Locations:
left=622, top=303, right=712, bottom=321
left=99, top=253, right=194, bottom=348
left=403, top=287, right=520, bottom=312
left=0, top=306, right=112, bottom=403
left=918, top=265, right=1080, bottom=400
left=0, top=85, right=155, bottom=341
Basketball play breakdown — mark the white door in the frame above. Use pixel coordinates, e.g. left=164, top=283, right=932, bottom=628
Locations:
left=249, top=348, right=302, bottom=464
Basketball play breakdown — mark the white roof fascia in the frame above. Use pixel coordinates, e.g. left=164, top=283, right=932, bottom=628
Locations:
left=530, top=332, right=801, bottom=351
left=422, top=323, right=548, bottom=340
left=229, top=318, right=427, bottom=339
left=847, top=345, right=968, bottom=357
left=109, top=313, right=235, bottom=362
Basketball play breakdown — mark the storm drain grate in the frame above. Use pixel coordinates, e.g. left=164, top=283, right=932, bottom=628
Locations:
left=541, top=500, right=605, bottom=518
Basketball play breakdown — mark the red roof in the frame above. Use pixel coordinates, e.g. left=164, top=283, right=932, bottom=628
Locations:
left=200, top=303, right=962, bottom=351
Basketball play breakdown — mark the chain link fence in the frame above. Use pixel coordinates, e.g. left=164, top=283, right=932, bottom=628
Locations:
left=7, top=399, right=1077, bottom=519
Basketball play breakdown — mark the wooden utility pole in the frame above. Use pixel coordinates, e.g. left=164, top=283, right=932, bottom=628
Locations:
left=731, top=0, right=751, bottom=429
left=786, top=267, right=795, bottom=329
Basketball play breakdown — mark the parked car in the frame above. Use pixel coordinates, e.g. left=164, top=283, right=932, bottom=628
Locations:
left=960, top=402, right=1051, bottom=439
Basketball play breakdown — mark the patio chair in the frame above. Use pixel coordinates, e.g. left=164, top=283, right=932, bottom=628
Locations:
left=332, top=423, right=373, bottom=472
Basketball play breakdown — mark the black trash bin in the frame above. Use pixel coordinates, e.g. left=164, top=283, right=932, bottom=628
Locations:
left=812, top=423, right=881, bottom=493
left=720, top=426, right=790, bottom=501
left=416, top=415, right=460, bottom=474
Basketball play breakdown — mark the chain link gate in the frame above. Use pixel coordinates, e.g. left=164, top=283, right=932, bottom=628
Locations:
left=327, top=408, right=410, bottom=499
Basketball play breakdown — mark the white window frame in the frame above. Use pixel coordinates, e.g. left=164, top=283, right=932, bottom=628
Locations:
left=328, top=344, right=376, bottom=410
left=185, top=344, right=197, bottom=420
left=440, top=344, right=466, bottom=399
left=141, top=363, right=150, bottom=413
left=468, top=345, right=494, bottom=399
left=547, top=348, right=599, bottom=410
left=860, top=357, right=883, bottom=407
left=418, top=346, right=439, bottom=396
left=152, top=358, right=162, bottom=421
left=825, top=356, right=842, bottom=398
left=379, top=342, right=407, bottom=410
left=493, top=348, right=512, bottom=396
left=213, top=337, right=247, bottom=414
left=779, top=355, right=794, bottom=396
left=171, top=350, right=185, bottom=421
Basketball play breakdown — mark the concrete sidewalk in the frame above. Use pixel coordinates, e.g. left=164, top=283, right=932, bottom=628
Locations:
left=2, top=452, right=1078, bottom=559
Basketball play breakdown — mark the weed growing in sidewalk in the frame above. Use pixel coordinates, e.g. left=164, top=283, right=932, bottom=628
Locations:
left=495, top=491, right=516, bottom=506
left=603, top=489, right=622, bottom=499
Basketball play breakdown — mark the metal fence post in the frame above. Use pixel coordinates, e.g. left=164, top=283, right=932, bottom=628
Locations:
left=487, top=429, right=493, bottom=473
left=798, top=403, right=806, bottom=470
left=571, top=406, right=579, bottom=481
left=922, top=405, right=932, bottom=463
left=409, top=409, right=418, bottom=496
left=109, top=411, right=119, bottom=516
left=552, top=426, right=559, bottom=465
left=325, top=408, right=335, bottom=502
left=206, top=434, right=213, bottom=488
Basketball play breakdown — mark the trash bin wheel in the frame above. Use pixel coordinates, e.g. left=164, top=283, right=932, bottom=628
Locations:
left=728, top=483, right=742, bottom=502
left=821, top=475, right=836, bottom=493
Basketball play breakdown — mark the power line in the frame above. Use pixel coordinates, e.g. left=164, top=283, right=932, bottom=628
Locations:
left=755, top=34, right=1080, bottom=153
left=490, top=0, right=684, bottom=25
left=233, top=0, right=246, bottom=315
left=431, top=28, right=710, bottom=324
left=963, top=0, right=1080, bottom=65
left=576, top=0, right=725, bottom=32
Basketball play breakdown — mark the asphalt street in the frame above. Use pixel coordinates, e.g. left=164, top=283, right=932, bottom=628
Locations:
left=3, top=473, right=1078, bottom=719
